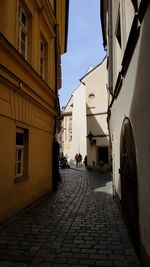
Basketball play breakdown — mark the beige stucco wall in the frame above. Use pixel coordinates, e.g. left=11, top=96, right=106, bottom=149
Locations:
left=0, top=76, right=53, bottom=222
left=0, top=115, right=52, bottom=223
left=0, top=0, right=68, bottom=223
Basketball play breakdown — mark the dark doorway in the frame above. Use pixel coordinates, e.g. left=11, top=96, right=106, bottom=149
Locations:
left=98, top=146, right=109, bottom=164
left=120, top=118, right=140, bottom=252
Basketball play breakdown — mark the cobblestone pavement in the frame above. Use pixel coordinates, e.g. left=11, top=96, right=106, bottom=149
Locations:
left=0, top=169, right=141, bottom=267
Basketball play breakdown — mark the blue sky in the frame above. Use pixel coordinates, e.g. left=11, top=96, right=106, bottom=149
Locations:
left=59, top=0, right=106, bottom=107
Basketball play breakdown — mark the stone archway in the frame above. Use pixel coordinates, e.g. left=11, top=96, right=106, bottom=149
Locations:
left=120, top=118, right=140, bottom=251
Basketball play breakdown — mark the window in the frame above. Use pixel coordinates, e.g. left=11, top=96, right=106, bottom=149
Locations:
left=40, top=39, right=45, bottom=79
left=98, top=147, right=109, bottom=165
left=88, top=93, right=95, bottom=99
left=18, top=6, right=28, bottom=59
left=15, top=128, right=28, bottom=178
left=40, top=35, right=48, bottom=80
left=69, top=131, right=72, bottom=141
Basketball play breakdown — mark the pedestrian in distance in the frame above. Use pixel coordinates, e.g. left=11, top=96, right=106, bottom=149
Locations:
left=78, top=153, right=82, bottom=167
left=75, top=153, right=79, bottom=167
left=84, top=155, right=87, bottom=167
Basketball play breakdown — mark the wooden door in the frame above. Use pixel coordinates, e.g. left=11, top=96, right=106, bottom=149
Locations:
left=120, top=118, right=140, bottom=251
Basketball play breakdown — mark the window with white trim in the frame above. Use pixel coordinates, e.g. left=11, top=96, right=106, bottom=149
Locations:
left=18, top=6, right=28, bottom=59
left=15, top=128, right=28, bottom=178
left=40, top=39, right=45, bottom=79
left=40, top=35, right=48, bottom=80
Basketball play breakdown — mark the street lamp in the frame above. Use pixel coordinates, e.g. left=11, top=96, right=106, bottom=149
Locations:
left=88, top=131, right=96, bottom=145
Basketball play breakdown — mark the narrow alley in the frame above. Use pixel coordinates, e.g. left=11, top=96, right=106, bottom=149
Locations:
left=0, top=169, right=140, bottom=267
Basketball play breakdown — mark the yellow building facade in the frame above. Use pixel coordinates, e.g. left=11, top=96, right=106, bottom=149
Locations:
left=0, top=0, right=69, bottom=223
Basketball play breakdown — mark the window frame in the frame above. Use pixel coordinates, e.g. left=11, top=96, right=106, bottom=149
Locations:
left=39, top=34, right=48, bottom=80
left=18, top=6, right=28, bottom=59
left=15, top=127, right=28, bottom=180
left=40, top=38, right=45, bottom=79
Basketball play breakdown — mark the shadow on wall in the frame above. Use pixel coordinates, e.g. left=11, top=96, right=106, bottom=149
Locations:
left=86, top=103, right=111, bottom=172
left=129, top=9, right=150, bottom=267
left=130, top=11, right=150, bottom=169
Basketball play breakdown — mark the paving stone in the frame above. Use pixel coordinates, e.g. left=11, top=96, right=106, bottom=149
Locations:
left=80, top=259, right=95, bottom=265
left=40, top=263, right=52, bottom=267
left=52, top=264, right=70, bottom=267
left=96, top=260, right=113, bottom=266
left=67, top=258, right=79, bottom=264
left=0, top=262, right=12, bottom=267
left=73, top=253, right=88, bottom=259
left=11, top=263, right=27, bottom=267
left=90, top=254, right=108, bottom=260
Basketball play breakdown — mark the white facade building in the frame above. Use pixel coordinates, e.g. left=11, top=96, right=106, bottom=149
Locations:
left=61, top=59, right=111, bottom=171
left=61, top=83, right=87, bottom=163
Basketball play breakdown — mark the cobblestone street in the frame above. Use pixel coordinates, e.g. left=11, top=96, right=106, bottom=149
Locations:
left=0, top=169, right=141, bottom=267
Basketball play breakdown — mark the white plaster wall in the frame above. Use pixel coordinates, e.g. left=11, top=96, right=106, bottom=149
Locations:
left=85, top=61, right=108, bottom=114
left=110, top=4, right=150, bottom=256
left=62, top=96, right=73, bottom=159
left=82, top=59, right=110, bottom=169
left=110, top=40, right=140, bottom=196
left=87, top=115, right=108, bottom=135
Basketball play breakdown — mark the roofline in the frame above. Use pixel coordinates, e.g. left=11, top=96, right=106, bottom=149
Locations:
left=79, top=56, right=106, bottom=81
left=62, top=93, right=73, bottom=110
left=101, top=0, right=107, bottom=49
left=64, top=0, right=69, bottom=53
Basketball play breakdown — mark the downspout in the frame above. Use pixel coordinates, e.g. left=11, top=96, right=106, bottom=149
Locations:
left=52, top=1, right=59, bottom=191
left=108, top=0, right=113, bottom=96
left=107, top=0, right=115, bottom=196
left=54, top=0, right=57, bottom=138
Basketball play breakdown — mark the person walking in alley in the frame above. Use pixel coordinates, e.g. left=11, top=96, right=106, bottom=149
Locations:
left=84, top=155, right=87, bottom=167
left=78, top=153, right=82, bottom=167
left=75, top=153, right=79, bottom=167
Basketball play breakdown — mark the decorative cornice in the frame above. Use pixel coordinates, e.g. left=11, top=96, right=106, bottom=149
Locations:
left=121, top=15, right=140, bottom=77
left=138, top=0, right=150, bottom=23
left=63, top=112, right=72, bottom=116
left=35, top=0, right=56, bottom=37
left=86, top=134, right=109, bottom=138
left=87, top=112, right=107, bottom=116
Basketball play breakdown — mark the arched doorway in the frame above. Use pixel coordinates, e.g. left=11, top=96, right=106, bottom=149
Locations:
left=120, top=118, right=140, bottom=251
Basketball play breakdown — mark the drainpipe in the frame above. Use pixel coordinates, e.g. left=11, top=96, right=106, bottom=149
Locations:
left=108, top=0, right=115, bottom=196
left=52, top=2, right=60, bottom=191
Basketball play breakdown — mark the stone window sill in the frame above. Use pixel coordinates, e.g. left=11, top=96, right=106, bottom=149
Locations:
left=15, top=176, right=29, bottom=183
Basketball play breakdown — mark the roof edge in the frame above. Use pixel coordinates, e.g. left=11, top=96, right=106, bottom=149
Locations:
left=80, top=56, right=106, bottom=81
